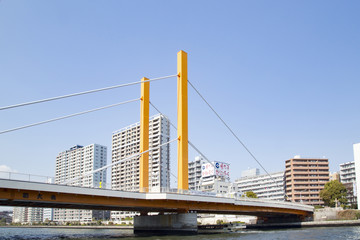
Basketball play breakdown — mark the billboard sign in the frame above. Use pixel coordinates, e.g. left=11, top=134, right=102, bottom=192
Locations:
left=201, top=161, right=230, bottom=178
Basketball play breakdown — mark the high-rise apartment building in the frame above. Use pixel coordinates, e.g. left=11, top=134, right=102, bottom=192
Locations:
left=188, top=156, right=206, bottom=190
left=285, top=156, right=329, bottom=206
left=13, top=207, right=43, bottom=223
left=339, top=161, right=357, bottom=206
left=353, top=143, right=360, bottom=209
left=111, top=114, right=170, bottom=221
left=235, top=172, right=285, bottom=201
left=54, top=144, right=109, bottom=223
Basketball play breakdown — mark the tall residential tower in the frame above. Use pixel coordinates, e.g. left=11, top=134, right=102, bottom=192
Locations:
left=54, top=144, right=108, bottom=223
left=111, top=114, right=170, bottom=221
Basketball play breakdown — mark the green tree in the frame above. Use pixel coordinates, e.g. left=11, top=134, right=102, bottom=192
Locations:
left=320, top=180, right=347, bottom=207
left=0, top=218, right=6, bottom=226
left=244, top=191, right=257, bottom=198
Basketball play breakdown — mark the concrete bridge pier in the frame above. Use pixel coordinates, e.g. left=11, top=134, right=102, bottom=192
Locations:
left=134, top=212, right=198, bottom=234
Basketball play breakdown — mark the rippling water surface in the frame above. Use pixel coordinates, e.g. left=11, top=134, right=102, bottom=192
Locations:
left=1, top=226, right=360, bottom=240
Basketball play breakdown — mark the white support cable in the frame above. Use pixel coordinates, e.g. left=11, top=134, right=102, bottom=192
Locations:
left=187, top=80, right=289, bottom=199
left=0, top=98, right=140, bottom=135
left=63, top=137, right=178, bottom=185
left=149, top=101, right=228, bottom=179
left=0, top=74, right=177, bottom=111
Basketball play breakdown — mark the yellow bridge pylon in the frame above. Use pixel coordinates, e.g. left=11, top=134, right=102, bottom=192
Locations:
left=139, top=50, right=188, bottom=192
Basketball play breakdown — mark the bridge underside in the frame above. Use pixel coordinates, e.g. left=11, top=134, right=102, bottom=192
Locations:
left=0, top=199, right=303, bottom=219
left=0, top=179, right=313, bottom=220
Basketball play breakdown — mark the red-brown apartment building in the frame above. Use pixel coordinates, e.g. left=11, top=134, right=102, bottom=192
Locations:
left=285, top=156, right=329, bottom=206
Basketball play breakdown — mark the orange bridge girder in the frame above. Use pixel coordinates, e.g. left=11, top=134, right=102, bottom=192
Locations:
left=0, top=180, right=313, bottom=218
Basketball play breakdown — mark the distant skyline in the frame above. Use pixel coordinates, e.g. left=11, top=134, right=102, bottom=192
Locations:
left=1, top=1, right=360, bottom=190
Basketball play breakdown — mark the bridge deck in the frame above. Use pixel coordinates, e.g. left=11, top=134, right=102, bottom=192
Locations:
left=0, top=179, right=313, bottom=218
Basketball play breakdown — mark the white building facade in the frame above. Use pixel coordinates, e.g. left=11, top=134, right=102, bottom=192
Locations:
left=111, top=114, right=170, bottom=221
left=189, top=159, right=237, bottom=196
left=199, top=161, right=234, bottom=195
left=13, top=207, right=43, bottom=224
left=235, top=171, right=285, bottom=201
left=43, top=208, right=54, bottom=222
left=340, top=161, right=357, bottom=206
left=200, top=177, right=238, bottom=197
left=54, top=144, right=108, bottom=223
left=188, top=156, right=206, bottom=190
left=353, top=143, right=360, bottom=209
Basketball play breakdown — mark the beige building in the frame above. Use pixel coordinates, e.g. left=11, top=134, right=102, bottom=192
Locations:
left=330, top=172, right=340, bottom=181
left=285, top=156, right=329, bottom=206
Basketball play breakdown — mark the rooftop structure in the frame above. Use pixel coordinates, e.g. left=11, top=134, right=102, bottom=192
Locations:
left=241, top=168, right=260, bottom=178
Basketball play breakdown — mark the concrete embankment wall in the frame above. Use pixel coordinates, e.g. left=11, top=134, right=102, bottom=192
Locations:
left=246, top=219, right=360, bottom=229
left=314, top=208, right=360, bottom=221
left=247, top=208, right=360, bottom=229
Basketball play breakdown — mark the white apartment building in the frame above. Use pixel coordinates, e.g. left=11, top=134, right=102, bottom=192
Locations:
left=340, top=162, right=356, bottom=184
left=43, top=208, right=54, bottom=222
left=235, top=171, right=285, bottom=201
left=353, top=143, right=360, bottom=209
left=340, top=161, right=357, bottom=206
left=13, top=207, right=43, bottom=224
left=200, top=177, right=238, bottom=197
left=188, top=156, right=206, bottom=190
left=196, top=160, right=235, bottom=196
left=111, top=114, right=170, bottom=221
left=54, top=144, right=109, bottom=223
left=188, top=157, right=234, bottom=195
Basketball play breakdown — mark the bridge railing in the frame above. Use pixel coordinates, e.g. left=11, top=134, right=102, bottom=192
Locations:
left=0, top=171, right=113, bottom=189
left=0, top=171, right=313, bottom=209
left=0, top=171, right=55, bottom=184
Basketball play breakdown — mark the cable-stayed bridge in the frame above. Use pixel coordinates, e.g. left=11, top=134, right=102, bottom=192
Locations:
left=0, top=51, right=314, bottom=233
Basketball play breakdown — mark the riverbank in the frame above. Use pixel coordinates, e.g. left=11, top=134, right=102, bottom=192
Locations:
left=3, top=219, right=360, bottom=231
left=0, top=225, right=133, bottom=229
left=246, top=219, right=360, bottom=229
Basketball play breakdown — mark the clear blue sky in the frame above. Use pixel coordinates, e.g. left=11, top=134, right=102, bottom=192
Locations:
left=0, top=1, right=359, bottom=186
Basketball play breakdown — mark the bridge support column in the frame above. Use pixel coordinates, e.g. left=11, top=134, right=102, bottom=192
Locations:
left=134, top=213, right=197, bottom=234
left=140, top=77, right=149, bottom=192
left=177, top=50, right=189, bottom=192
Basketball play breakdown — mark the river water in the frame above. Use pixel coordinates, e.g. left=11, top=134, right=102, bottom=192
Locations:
left=0, top=226, right=359, bottom=240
